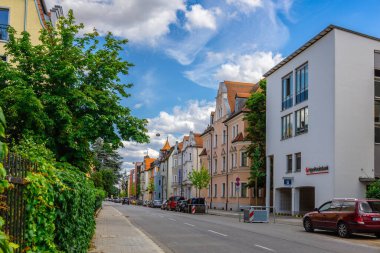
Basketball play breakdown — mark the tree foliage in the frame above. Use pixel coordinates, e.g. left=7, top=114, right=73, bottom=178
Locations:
left=188, top=166, right=211, bottom=197
left=0, top=11, right=149, bottom=171
left=244, top=79, right=266, bottom=192
left=367, top=180, right=380, bottom=199
left=91, top=169, right=117, bottom=197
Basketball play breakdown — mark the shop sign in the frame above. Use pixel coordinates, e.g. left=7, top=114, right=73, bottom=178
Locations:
left=306, top=166, right=329, bottom=175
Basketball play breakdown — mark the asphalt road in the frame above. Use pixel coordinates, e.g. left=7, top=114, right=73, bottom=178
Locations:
left=112, top=203, right=380, bottom=253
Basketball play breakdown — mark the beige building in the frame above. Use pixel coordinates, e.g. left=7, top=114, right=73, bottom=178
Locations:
left=0, top=0, right=63, bottom=57
left=200, top=81, right=265, bottom=211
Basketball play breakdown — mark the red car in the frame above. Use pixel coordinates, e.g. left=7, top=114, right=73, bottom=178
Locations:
left=303, top=198, right=380, bottom=238
left=167, top=196, right=184, bottom=211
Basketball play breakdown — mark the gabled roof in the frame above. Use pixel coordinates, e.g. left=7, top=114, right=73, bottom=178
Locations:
left=236, top=92, right=251, bottom=98
left=144, top=157, right=156, bottom=171
left=264, top=25, right=380, bottom=77
left=232, top=132, right=245, bottom=143
left=224, top=81, right=258, bottom=113
left=194, top=133, right=203, bottom=147
left=199, top=148, right=207, bottom=156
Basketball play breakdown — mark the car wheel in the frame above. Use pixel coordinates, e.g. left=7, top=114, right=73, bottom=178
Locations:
left=337, top=222, right=351, bottom=238
left=303, top=218, right=314, bottom=232
left=375, top=233, right=380, bottom=238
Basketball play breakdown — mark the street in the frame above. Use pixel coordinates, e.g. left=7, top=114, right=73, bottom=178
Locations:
left=109, top=203, right=380, bottom=253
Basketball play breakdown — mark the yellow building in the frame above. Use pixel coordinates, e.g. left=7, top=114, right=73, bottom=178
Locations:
left=0, top=0, right=63, bottom=57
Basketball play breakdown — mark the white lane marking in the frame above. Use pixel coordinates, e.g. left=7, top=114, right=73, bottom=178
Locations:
left=255, top=244, right=275, bottom=252
left=184, top=223, right=195, bottom=227
left=208, top=230, right=228, bottom=237
left=168, top=218, right=176, bottom=221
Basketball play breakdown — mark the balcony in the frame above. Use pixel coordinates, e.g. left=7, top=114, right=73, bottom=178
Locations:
left=295, top=89, right=308, bottom=104
left=171, top=181, right=179, bottom=187
left=0, top=24, right=9, bottom=41
left=282, top=96, right=293, bottom=110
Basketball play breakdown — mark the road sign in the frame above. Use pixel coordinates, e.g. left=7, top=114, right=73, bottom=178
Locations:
left=236, top=177, right=240, bottom=186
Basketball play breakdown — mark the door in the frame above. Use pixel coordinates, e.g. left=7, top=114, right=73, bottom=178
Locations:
left=324, top=201, right=343, bottom=229
left=312, top=201, right=331, bottom=228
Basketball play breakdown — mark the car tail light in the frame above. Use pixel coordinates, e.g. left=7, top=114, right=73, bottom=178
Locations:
left=354, top=215, right=364, bottom=224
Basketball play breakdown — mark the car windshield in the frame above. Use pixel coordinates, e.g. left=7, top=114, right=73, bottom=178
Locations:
left=360, top=201, right=380, bottom=213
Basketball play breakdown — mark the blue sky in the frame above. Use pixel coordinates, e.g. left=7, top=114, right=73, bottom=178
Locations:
left=47, top=0, right=380, bottom=172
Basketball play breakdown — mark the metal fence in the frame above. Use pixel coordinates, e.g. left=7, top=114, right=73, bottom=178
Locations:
left=2, top=153, right=36, bottom=253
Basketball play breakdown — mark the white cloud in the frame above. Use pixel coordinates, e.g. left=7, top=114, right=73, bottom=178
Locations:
left=185, top=51, right=282, bottom=89
left=50, top=0, right=185, bottom=44
left=185, top=4, right=221, bottom=31
left=118, top=100, right=215, bottom=171
left=226, top=0, right=263, bottom=12
left=134, top=103, right=143, bottom=109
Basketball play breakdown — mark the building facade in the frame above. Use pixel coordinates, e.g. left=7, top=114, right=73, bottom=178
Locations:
left=265, top=25, right=380, bottom=215
left=200, top=81, right=264, bottom=211
left=181, top=132, right=203, bottom=199
left=0, top=0, right=63, bottom=57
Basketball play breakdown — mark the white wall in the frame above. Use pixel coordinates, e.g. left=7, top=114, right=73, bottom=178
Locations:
left=334, top=29, right=379, bottom=198
left=266, top=31, right=336, bottom=210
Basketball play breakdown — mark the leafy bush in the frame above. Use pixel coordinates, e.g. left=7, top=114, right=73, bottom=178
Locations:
left=367, top=180, right=380, bottom=199
left=14, top=138, right=104, bottom=252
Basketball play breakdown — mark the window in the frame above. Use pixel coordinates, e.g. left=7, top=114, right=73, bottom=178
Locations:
left=214, top=184, right=217, bottom=197
left=295, top=64, right=308, bottom=104
left=236, top=125, right=239, bottom=136
left=376, top=125, right=380, bottom=144
left=319, top=202, right=332, bottom=212
left=222, top=156, right=226, bottom=171
left=281, top=114, right=292, bottom=139
left=295, top=107, right=308, bottom=135
left=208, top=184, right=211, bottom=197
left=375, top=100, right=380, bottom=123
left=241, top=183, right=247, bottom=197
left=295, top=153, right=301, bottom=172
left=159, top=180, right=161, bottom=186
left=223, top=130, right=226, bottom=144
left=282, top=73, right=293, bottom=110
left=214, top=134, right=218, bottom=147
left=286, top=154, right=292, bottom=173
left=341, top=201, right=356, bottom=212
left=0, top=9, right=9, bottom=41
left=222, top=183, right=225, bottom=197
left=214, top=159, right=217, bottom=173
left=241, top=151, right=248, bottom=167
left=231, top=153, right=234, bottom=168
left=189, top=153, right=192, bottom=161
left=230, top=182, right=234, bottom=197
left=375, top=80, right=380, bottom=98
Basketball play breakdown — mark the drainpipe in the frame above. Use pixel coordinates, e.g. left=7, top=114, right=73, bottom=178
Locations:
left=24, top=0, right=28, bottom=31
left=225, top=125, right=229, bottom=211
left=210, top=131, right=213, bottom=209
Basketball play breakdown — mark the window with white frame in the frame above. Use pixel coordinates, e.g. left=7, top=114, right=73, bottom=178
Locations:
left=222, top=156, right=226, bottom=171
left=214, top=159, right=217, bottom=173
left=232, top=126, right=235, bottom=138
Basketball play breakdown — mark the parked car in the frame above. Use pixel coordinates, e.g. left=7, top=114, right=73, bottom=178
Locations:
left=167, top=196, right=185, bottom=211
left=303, top=198, right=380, bottom=238
left=122, top=198, right=129, bottom=205
left=151, top=200, right=162, bottom=208
left=161, top=200, right=168, bottom=210
left=176, top=200, right=188, bottom=212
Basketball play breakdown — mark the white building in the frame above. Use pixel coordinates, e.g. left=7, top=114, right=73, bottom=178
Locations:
left=181, top=132, right=203, bottom=199
left=265, top=25, right=380, bottom=215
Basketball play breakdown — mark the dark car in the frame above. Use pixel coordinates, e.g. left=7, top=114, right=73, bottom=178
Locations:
left=176, top=200, right=188, bottom=212
left=167, top=196, right=185, bottom=211
left=122, top=198, right=129, bottom=205
left=303, top=198, right=380, bottom=238
left=152, top=200, right=162, bottom=208
left=161, top=200, right=168, bottom=210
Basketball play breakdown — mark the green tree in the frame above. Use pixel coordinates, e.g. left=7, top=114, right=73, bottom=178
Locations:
left=91, top=169, right=117, bottom=197
left=130, top=183, right=136, bottom=197
left=0, top=11, right=149, bottom=171
left=188, top=166, right=211, bottom=197
left=367, top=180, right=380, bottom=199
left=244, top=79, right=266, bottom=205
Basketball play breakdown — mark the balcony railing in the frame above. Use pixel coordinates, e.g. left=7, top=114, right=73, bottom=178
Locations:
left=295, top=89, right=308, bottom=104
left=171, top=181, right=179, bottom=187
left=282, top=96, right=293, bottom=110
left=0, top=24, right=9, bottom=41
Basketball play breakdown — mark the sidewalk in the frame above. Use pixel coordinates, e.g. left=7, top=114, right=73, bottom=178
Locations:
left=89, top=204, right=164, bottom=253
left=207, top=209, right=303, bottom=226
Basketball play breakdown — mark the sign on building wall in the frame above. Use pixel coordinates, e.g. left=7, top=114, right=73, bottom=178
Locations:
left=283, top=178, right=293, bottom=186
left=305, top=166, right=329, bottom=175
